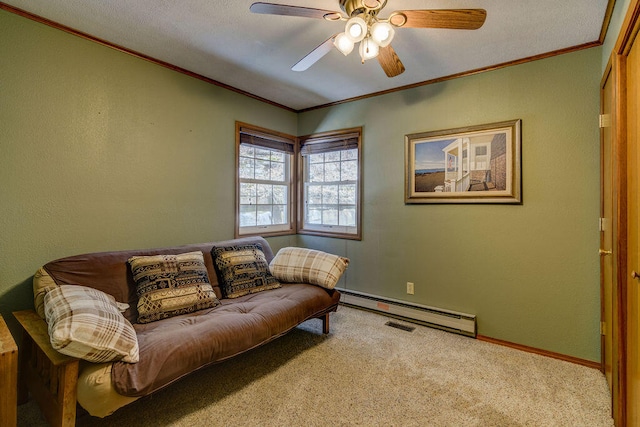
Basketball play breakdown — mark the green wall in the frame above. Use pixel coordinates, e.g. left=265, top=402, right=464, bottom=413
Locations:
left=1, top=8, right=603, bottom=361
left=0, top=10, right=297, bottom=328
left=298, top=48, right=603, bottom=361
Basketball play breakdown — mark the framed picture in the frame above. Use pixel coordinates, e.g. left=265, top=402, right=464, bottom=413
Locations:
left=405, top=119, right=522, bottom=204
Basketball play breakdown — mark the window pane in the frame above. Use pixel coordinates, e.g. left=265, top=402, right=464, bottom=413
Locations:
left=341, top=149, right=357, bottom=161
left=339, top=207, right=356, bottom=226
left=272, top=185, right=287, bottom=204
left=270, top=151, right=285, bottom=162
left=306, top=207, right=322, bottom=224
left=339, top=184, right=356, bottom=204
left=256, top=207, right=272, bottom=225
left=307, top=185, right=323, bottom=204
left=240, top=205, right=257, bottom=227
left=271, top=161, right=285, bottom=181
left=239, top=145, right=254, bottom=157
left=325, top=151, right=340, bottom=162
left=309, top=153, right=324, bottom=164
left=239, top=157, right=254, bottom=179
left=240, top=183, right=256, bottom=205
left=325, top=162, right=341, bottom=182
left=255, top=148, right=271, bottom=160
left=323, top=185, right=338, bottom=204
left=322, top=208, right=339, bottom=225
left=272, top=205, right=286, bottom=224
left=341, top=160, right=357, bottom=181
left=309, top=163, right=324, bottom=182
left=255, top=159, right=270, bottom=179
left=257, top=184, right=272, bottom=204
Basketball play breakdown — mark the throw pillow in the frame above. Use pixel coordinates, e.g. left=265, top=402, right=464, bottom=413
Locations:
left=211, top=243, right=281, bottom=298
left=269, top=247, right=349, bottom=289
left=44, top=285, right=139, bottom=363
left=128, top=251, right=220, bottom=324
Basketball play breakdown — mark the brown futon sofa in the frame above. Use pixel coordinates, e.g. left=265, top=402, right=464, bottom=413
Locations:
left=14, top=236, right=343, bottom=426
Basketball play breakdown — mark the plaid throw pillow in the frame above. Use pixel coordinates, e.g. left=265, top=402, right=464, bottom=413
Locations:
left=44, top=285, right=139, bottom=363
left=269, top=247, right=349, bottom=289
left=211, top=243, right=281, bottom=298
left=129, top=251, right=220, bottom=324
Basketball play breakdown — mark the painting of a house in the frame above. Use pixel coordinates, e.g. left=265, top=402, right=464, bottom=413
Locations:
left=405, top=120, right=521, bottom=203
left=441, top=132, right=507, bottom=192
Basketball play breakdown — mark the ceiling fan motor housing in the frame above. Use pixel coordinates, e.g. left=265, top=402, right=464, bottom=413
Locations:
left=340, top=0, right=387, bottom=16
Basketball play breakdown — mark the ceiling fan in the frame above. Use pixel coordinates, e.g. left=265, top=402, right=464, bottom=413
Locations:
left=250, top=0, right=487, bottom=78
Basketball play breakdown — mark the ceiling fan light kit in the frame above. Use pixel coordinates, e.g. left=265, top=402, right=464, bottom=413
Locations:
left=250, top=1, right=486, bottom=77
left=337, top=15, right=395, bottom=62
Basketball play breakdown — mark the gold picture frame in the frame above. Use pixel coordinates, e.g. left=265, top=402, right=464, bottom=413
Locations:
left=405, top=119, right=522, bottom=204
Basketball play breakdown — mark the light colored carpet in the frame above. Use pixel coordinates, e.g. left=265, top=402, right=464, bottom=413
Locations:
left=18, top=306, right=613, bottom=426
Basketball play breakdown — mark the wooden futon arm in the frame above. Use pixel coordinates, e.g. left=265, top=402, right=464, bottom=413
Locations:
left=14, top=309, right=79, bottom=427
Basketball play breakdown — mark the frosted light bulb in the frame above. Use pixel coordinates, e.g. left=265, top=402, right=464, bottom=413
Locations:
left=349, top=25, right=362, bottom=38
left=334, top=33, right=354, bottom=55
left=371, top=22, right=395, bottom=47
left=345, top=17, right=367, bottom=42
left=359, top=37, right=380, bottom=61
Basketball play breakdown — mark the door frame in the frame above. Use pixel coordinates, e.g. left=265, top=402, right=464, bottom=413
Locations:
left=602, top=51, right=628, bottom=427
left=607, top=0, right=640, bottom=424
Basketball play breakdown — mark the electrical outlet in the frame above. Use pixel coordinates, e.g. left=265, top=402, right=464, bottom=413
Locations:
left=406, top=282, right=414, bottom=295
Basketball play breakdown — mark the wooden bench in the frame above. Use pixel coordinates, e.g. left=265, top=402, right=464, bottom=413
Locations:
left=14, top=310, right=79, bottom=427
left=0, top=314, right=18, bottom=427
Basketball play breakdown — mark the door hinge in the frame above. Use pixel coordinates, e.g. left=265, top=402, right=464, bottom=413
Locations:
left=599, top=114, right=611, bottom=128
left=601, top=321, right=606, bottom=335
left=599, top=217, right=607, bottom=232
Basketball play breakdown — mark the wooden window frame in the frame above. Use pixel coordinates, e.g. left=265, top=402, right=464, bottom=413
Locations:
left=235, top=122, right=297, bottom=238
left=297, top=127, right=363, bottom=240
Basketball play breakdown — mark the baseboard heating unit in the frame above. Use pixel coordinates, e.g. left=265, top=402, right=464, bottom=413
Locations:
left=337, top=288, right=477, bottom=337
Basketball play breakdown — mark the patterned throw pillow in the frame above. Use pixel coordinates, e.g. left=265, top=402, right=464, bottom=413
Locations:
left=128, top=251, right=220, bottom=324
left=269, top=247, right=349, bottom=289
left=44, top=285, right=139, bottom=363
left=211, top=243, right=281, bottom=298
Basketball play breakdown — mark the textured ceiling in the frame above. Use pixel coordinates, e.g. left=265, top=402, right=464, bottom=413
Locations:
left=2, top=0, right=611, bottom=111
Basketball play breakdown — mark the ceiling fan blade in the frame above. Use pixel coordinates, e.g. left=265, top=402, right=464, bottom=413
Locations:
left=250, top=2, right=341, bottom=20
left=393, top=9, right=487, bottom=30
left=292, top=35, right=337, bottom=72
left=377, top=45, right=405, bottom=78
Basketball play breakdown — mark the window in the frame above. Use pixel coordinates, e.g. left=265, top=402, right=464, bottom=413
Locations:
left=299, top=128, right=362, bottom=240
left=472, top=144, right=490, bottom=170
left=235, top=123, right=296, bottom=237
